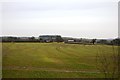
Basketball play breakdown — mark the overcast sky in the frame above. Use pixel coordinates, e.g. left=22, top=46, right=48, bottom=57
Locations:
left=0, top=0, right=119, bottom=39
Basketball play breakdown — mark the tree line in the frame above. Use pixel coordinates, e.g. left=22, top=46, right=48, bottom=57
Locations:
left=1, top=36, right=120, bottom=45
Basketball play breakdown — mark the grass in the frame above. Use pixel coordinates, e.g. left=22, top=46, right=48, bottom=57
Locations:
left=3, top=70, right=104, bottom=78
left=2, top=42, right=118, bottom=78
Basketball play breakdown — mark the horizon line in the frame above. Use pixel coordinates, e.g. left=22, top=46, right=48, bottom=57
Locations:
left=0, top=35, right=118, bottom=39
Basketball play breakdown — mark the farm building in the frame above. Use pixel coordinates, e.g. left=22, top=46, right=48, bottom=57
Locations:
left=39, top=35, right=63, bottom=42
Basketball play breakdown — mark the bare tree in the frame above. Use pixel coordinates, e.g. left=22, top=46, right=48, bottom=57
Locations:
left=91, top=39, right=96, bottom=45
left=96, top=45, right=118, bottom=78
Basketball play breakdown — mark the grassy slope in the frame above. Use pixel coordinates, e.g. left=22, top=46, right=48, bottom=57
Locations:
left=2, top=42, right=118, bottom=78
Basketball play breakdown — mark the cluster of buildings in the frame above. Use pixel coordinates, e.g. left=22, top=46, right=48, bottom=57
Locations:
left=39, top=35, right=63, bottom=42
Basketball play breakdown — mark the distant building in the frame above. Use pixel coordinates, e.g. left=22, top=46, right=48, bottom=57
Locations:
left=39, top=35, right=63, bottom=42
left=67, top=39, right=75, bottom=42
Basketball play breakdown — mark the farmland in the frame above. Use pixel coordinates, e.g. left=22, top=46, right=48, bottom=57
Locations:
left=2, top=42, right=118, bottom=78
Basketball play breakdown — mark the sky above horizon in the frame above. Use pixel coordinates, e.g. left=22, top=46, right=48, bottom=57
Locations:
left=0, top=0, right=119, bottom=39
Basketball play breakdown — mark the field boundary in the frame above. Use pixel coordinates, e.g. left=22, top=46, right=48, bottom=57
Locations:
left=3, top=66, right=100, bottom=73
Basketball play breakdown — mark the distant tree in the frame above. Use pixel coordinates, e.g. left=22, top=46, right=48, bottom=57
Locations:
left=98, top=40, right=108, bottom=44
left=39, top=38, right=43, bottom=42
left=91, top=39, right=96, bottom=45
left=7, top=37, right=17, bottom=42
left=29, top=36, right=35, bottom=41
left=111, top=38, right=120, bottom=46
left=56, top=36, right=64, bottom=42
left=80, top=38, right=82, bottom=42
left=31, top=36, right=35, bottom=40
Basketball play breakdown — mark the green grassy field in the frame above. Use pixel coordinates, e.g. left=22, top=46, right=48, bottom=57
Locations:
left=2, top=42, right=118, bottom=78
